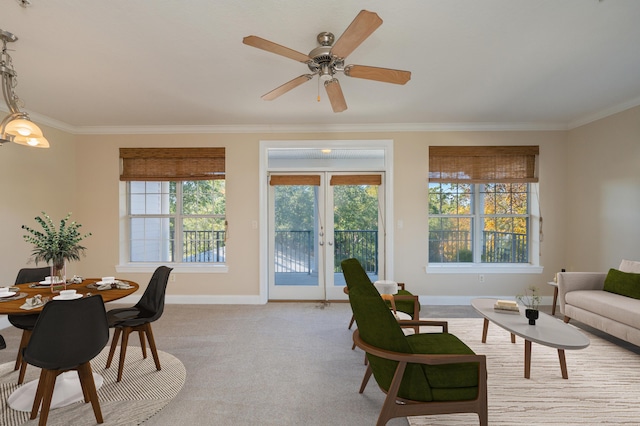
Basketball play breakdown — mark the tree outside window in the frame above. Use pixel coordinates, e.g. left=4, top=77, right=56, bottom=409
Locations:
left=129, top=180, right=226, bottom=263
left=429, top=182, right=529, bottom=263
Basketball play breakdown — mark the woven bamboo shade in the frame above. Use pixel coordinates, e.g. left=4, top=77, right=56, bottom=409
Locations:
left=269, top=175, right=321, bottom=186
left=120, top=148, right=225, bottom=181
left=429, top=146, right=539, bottom=183
left=329, top=175, right=382, bottom=186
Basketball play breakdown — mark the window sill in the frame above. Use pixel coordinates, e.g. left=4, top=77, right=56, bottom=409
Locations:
left=116, top=263, right=229, bottom=274
left=426, top=264, right=544, bottom=274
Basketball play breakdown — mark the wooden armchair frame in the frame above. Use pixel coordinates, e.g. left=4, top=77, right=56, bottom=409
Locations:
left=353, top=329, right=488, bottom=426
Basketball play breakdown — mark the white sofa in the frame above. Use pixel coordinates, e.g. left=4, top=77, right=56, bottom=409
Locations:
left=558, top=260, right=640, bottom=347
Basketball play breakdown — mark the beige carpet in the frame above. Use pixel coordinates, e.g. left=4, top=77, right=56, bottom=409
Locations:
left=407, top=318, right=640, bottom=426
left=0, top=347, right=185, bottom=426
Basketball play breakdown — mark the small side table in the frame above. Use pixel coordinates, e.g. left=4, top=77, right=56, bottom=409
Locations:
left=547, top=281, right=559, bottom=316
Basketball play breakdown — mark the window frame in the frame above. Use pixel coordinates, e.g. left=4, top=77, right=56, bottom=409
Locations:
left=429, top=182, right=532, bottom=265
left=117, top=147, right=228, bottom=274
left=427, top=145, right=542, bottom=275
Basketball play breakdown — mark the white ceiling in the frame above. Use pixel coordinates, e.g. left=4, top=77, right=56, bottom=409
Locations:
left=2, top=0, right=640, bottom=133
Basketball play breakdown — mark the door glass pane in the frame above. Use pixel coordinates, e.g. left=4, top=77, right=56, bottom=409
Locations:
left=333, top=184, right=379, bottom=285
left=273, top=185, right=318, bottom=286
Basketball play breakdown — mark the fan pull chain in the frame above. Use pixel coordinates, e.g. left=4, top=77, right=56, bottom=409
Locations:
left=317, top=77, right=321, bottom=102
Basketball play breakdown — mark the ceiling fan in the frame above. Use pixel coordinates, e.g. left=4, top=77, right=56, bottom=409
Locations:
left=242, top=10, right=411, bottom=113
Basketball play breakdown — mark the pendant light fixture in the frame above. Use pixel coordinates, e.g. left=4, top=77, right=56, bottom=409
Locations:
left=1, top=28, right=49, bottom=148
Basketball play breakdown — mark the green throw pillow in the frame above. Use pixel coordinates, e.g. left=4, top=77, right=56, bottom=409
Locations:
left=603, top=268, right=640, bottom=299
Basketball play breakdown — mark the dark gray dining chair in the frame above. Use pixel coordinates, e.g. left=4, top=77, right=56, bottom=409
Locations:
left=9, top=266, right=50, bottom=383
left=24, top=295, right=109, bottom=426
left=105, top=266, right=172, bottom=382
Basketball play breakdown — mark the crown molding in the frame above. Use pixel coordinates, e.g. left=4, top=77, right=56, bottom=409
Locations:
left=567, top=96, right=640, bottom=129
left=64, top=121, right=569, bottom=135
left=5, top=98, right=640, bottom=135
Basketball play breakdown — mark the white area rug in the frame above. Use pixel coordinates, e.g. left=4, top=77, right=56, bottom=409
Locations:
left=407, top=318, right=640, bottom=425
left=0, top=347, right=185, bottom=426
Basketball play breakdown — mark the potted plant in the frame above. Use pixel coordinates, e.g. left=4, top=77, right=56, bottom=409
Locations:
left=517, top=285, right=542, bottom=325
left=22, top=212, right=92, bottom=288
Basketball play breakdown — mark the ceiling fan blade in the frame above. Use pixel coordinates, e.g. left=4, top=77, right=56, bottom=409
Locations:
left=344, top=65, right=411, bottom=85
left=243, top=35, right=310, bottom=63
left=330, top=10, right=383, bottom=60
left=324, top=79, right=347, bottom=113
left=261, top=74, right=314, bottom=100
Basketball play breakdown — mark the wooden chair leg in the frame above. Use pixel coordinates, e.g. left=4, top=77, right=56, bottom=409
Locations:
left=78, top=362, right=104, bottom=423
left=110, top=323, right=162, bottom=382
left=106, top=328, right=122, bottom=369
left=32, top=369, right=58, bottom=426
left=376, top=361, right=408, bottom=426
left=14, top=329, right=31, bottom=371
left=117, top=327, right=132, bottom=382
left=359, top=364, right=373, bottom=393
left=138, top=330, right=147, bottom=359
left=143, top=323, right=162, bottom=371
left=18, top=359, right=28, bottom=384
left=348, top=314, right=355, bottom=330
left=30, top=369, right=48, bottom=420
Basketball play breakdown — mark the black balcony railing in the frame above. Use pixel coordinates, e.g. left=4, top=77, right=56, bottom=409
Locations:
left=273, top=230, right=378, bottom=274
left=180, top=228, right=526, bottom=266
left=274, top=230, right=313, bottom=273
left=482, top=231, right=528, bottom=263
left=428, top=230, right=528, bottom=263
left=334, top=230, right=378, bottom=273
left=182, top=230, right=226, bottom=262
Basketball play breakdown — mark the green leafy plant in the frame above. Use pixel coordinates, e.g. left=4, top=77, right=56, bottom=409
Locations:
left=22, top=212, right=92, bottom=266
left=516, top=285, right=541, bottom=310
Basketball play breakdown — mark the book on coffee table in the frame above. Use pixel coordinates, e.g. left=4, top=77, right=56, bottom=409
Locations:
left=494, top=299, right=520, bottom=312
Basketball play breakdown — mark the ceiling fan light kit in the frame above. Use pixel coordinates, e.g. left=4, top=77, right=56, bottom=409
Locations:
left=243, top=10, right=411, bottom=113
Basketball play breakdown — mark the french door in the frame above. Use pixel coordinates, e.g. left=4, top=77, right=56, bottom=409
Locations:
left=268, top=172, right=385, bottom=300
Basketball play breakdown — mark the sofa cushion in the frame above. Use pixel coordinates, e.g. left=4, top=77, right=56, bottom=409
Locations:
left=619, top=259, right=640, bottom=274
left=565, top=290, right=640, bottom=330
left=603, top=268, right=640, bottom=299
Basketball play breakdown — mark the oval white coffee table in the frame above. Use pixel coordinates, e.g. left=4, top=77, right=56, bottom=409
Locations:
left=471, top=298, right=590, bottom=379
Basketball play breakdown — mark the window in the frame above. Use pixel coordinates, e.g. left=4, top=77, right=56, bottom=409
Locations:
left=120, top=148, right=225, bottom=265
left=429, top=182, right=529, bottom=263
left=428, top=146, right=538, bottom=265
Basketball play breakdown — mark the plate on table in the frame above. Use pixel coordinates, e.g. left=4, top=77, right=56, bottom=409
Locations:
left=0, top=291, right=17, bottom=298
left=53, top=294, right=83, bottom=301
left=95, top=280, right=116, bottom=286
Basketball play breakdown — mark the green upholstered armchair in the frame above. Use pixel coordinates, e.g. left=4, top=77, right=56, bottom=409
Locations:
left=342, top=258, right=488, bottom=426
left=346, top=282, right=420, bottom=330
left=343, top=258, right=421, bottom=332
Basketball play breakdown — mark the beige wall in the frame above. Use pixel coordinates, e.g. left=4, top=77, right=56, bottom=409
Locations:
left=566, top=105, right=640, bottom=271
left=2, top=107, right=638, bottom=302
left=1, top=124, right=77, bottom=281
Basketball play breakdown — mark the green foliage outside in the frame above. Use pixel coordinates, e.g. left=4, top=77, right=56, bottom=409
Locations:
left=429, top=183, right=529, bottom=263
left=274, top=184, right=379, bottom=272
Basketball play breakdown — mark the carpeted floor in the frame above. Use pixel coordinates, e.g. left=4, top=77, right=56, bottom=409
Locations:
left=408, top=318, right=640, bottom=425
left=0, top=303, right=638, bottom=425
left=0, top=347, right=185, bottom=426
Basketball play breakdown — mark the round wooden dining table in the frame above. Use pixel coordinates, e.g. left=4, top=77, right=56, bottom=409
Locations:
left=0, top=278, right=139, bottom=315
left=0, top=278, right=139, bottom=412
